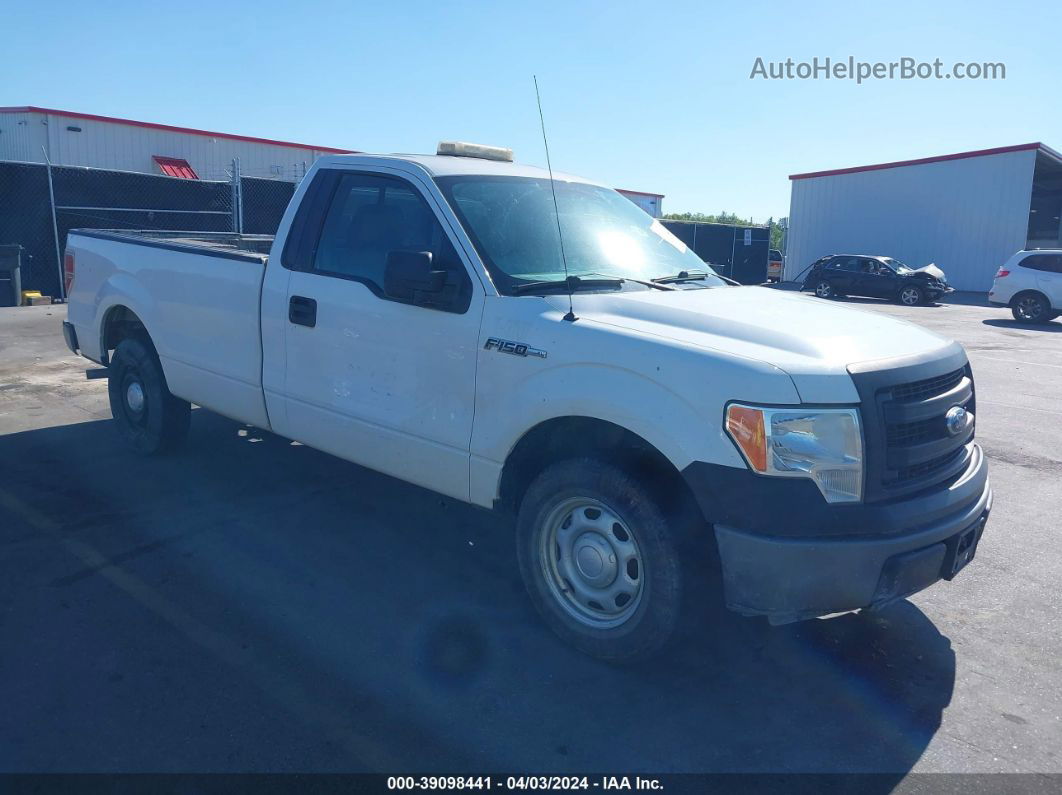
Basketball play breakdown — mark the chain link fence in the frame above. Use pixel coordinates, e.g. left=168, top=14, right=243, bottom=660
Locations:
left=0, top=159, right=297, bottom=300
left=240, top=177, right=296, bottom=235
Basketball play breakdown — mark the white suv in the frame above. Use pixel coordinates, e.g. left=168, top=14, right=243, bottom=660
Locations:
left=989, top=249, right=1062, bottom=323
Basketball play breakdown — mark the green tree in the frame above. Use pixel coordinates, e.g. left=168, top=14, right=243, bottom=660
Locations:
left=662, top=210, right=752, bottom=225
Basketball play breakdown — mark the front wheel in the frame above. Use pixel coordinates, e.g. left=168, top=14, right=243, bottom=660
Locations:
left=898, top=285, right=924, bottom=306
left=516, top=459, right=686, bottom=663
left=108, top=337, right=191, bottom=454
left=1011, top=292, right=1051, bottom=323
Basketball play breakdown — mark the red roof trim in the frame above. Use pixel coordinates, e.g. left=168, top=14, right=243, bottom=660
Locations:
left=789, top=143, right=1049, bottom=180
left=617, top=188, right=665, bottom=198
left=0, top=106, right=355, bottom=154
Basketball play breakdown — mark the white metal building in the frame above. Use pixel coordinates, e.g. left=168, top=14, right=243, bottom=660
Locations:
left=0, top=106, right=353, bottom=181
left=1, top=106, right=666, bottom=210
left=785, top=143, right=1062, bottom=292
left=617, top=188, right=664, bottom=217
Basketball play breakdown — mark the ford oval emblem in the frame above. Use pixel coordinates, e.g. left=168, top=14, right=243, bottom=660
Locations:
left=945, top=406, right=971, bottom=437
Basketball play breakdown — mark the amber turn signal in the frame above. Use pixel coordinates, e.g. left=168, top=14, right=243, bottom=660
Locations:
left=725, top=404, right=767, bottom=472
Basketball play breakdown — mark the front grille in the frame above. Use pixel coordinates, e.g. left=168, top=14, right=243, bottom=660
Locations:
left=890, top=368, right=965, bottom=402
left=850, top=351, right=976, bottom=501
left=885, top=447, right=966, bottom=486
left=886, top=416, right=944, bottom=446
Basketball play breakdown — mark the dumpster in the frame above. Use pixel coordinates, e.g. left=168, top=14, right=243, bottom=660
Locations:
left=0, top=245, right=23, bottom=307
left=659, top=221, right=770, bottom=284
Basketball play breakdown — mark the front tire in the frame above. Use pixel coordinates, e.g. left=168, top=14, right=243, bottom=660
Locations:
left=898, top=285, right=924, bottom=306
left=108, top=337, right=190, bottom=455
left=1011, top=292, right=1052, bottom=323
left=516, top=459, right=685, bottom=663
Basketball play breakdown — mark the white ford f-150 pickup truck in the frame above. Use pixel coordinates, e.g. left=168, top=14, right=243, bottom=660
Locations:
left=62, top=142, right=991, bottom=661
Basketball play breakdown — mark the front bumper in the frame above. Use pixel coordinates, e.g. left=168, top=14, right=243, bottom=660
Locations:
left=924, top=285, right=952, bottom=298
left=683, top=443, right=991, bottom=623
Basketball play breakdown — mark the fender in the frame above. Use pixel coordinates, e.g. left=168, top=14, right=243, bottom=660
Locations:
left=94, top=272, right=161, bottom=365
left=468, top=360, right=798, bottom=508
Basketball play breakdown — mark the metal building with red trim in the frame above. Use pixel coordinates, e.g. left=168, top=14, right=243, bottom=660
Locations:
left=0, top=106, right=354, bottom=182
left=785, top=143, right=1062, bottom=292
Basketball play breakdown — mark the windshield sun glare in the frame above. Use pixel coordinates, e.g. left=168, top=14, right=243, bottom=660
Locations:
left=436, top=175, right=725, bottom=294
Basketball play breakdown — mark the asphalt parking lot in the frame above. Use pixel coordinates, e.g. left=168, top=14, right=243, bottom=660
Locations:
left=1, top=293, right=1060, bottom=776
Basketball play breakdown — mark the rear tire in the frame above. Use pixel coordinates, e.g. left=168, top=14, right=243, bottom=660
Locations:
left=1011, top=292, right=1052, bottom=323
left=814, top=280, right=834, bottom=299
left=516, top=458, right=687, bottom=663
left=108, top=337, right=190, bottom=455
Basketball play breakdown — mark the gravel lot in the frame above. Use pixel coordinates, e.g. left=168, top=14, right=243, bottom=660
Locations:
left=0, top=294, right=1059, bottom=776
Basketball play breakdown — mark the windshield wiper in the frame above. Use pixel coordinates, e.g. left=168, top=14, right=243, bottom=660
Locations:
left=584, top=272, right=675, bottom=291
left=652, top=270, right=710, bottom=284
left=653, top=270, right=741, bottom=287
left=512, top=275, right=624, bottom=295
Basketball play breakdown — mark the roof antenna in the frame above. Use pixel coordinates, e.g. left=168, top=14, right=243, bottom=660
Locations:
left=534, top=75, right=576, bottom=322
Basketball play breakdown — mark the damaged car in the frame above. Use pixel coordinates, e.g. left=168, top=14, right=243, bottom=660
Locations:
left=802, top=254, right=952, bottom=305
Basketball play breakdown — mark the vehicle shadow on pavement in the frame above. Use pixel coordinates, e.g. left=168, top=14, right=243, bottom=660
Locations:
left=0, top=410, right=954, bottom=777
left=823, top=295, right=947, bottom=309
left=982, top=318, right=1062, bottom=333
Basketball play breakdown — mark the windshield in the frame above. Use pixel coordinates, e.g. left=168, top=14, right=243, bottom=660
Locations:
left=435, top=175, right=725, bottom=294
left=882, top=257, right=913, bottom=273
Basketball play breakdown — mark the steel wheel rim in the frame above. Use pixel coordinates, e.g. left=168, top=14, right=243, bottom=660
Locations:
left=1017, top=296, right=1043, bottom=320
left=120, top=371, right=148, bottom=427
left=126, top=381, right=145, bottom=414
left=539, top=497, right=644, bottom=628
left=815, top=281, right=832, bottom=298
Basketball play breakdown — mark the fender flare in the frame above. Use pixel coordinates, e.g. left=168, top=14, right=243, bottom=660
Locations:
left=95, top=273, right=160, bottom=363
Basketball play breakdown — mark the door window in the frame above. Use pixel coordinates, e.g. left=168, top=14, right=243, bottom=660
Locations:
left=313, top=173, right=467, bottom=294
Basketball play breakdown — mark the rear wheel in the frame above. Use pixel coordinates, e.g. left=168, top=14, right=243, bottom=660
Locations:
left=516, top=458, right=687, bottom=663
left=108, top=337, right=190, bottom=454
left=898, top=285, right=924, bottom=306
left=1011, top=292, right=1051, bottom=323
left=814, top=280, right=834, bottom=299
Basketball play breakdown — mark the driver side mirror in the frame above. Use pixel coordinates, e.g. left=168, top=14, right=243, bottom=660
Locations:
left=384, top=250, right=447, bottom=305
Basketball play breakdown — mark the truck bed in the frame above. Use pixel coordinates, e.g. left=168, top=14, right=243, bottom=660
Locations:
left=69, top=229, right=274, bottom=260
left=65, top=228, right=273, bottom=429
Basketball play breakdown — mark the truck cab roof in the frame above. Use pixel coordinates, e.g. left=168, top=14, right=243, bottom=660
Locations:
left=314, top=152, right=597, bottom=185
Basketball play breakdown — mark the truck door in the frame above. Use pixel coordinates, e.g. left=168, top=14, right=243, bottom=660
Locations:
left=275, top=169, right=482, bottom=501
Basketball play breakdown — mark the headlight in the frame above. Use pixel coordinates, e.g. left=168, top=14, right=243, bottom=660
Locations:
left=724, top=404, right=863, bottom=503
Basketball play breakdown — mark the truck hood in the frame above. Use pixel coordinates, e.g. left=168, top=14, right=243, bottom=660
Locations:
left=547, top=286, right=956, bottom=403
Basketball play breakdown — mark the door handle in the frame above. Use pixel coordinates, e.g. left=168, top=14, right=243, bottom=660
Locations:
left=288, top=295, right=317, bottom=327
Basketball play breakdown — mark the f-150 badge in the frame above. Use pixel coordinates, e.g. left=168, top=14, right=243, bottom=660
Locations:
left=484, top=337, right=547, bottom=359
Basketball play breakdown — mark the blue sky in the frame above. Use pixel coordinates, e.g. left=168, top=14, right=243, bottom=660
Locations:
left=5, top=0, right=1059, bottom=220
